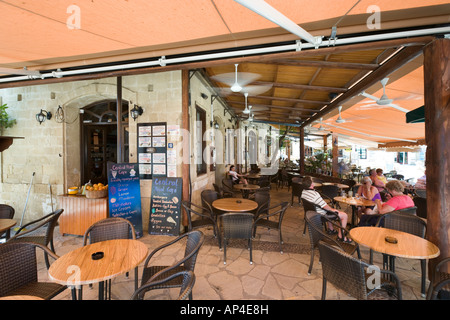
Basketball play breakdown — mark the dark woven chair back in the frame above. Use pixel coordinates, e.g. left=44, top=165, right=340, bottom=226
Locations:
left=321, top=185, right=340, bottom=199
left=181, top=230, right=205, bottom=272
left=427, top=257, right=450, bottom=300
left=376, top=210, right=426, bottom=238
left=301, top=198, right=317, bottom=212
left=0, top=204, right=15, bottom=219
left=253, top=191, right=270, bottom=216
left=0, top=242, right=66, bottom=299
left=83, top=217, right=136, bottom=245
left=305, top=210, right=326, bottom=247
left=222, top=213, right=254, bottom=240
left=9, top=209, right=64, bottom=247
left=201, top=189, right=219, bottom=215
left=222, top=179, right=234, bottom=191
left=212, top=183, right=224, bottom=198
left=318, top=241, right=368, bottom=300
left=131, top=270, right=195, bottom=300
left=413, top=196, right=427, bottom=219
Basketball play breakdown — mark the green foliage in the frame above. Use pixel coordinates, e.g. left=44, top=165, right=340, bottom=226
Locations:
left=305, top=151, right=332, bottom=173
left=0, top=104, right=16, bottom=130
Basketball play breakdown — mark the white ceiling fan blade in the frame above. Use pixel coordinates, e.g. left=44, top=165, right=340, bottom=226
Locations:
left=211, top=72, right=261, bottom=88
left=387, top=104, right=409, bottom=113
left=241, top=84, right=272, bottom=95
left=335, top=106, right=346, bottom=123
left=230, top=64, right=242, bottom=92
left=359, top=91, right=379, bottom=102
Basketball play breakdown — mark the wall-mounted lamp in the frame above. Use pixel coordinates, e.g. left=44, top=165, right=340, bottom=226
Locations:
left=130, top=104, right=143, bottom=121
left=200, top=92, right=208, bottom=100
left=36, top=109, right=52, bottom=125
left=213, top=121, right=220, bottom=129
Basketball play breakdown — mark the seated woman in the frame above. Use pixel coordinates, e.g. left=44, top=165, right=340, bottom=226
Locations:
left=301, top=176, right=351, bottom=243
left=356, top=176, right=381, bottom=217
left=359, top=180, right=414, bottom=226
left=228, top=165, right=248, bottom=184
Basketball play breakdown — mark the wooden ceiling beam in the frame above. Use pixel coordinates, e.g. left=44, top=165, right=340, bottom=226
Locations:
left=259, top=59, right=379, bottom=70
left=229, top=101, right=317, bottom=113
left=251, top=80, right=347, bottom=93
left=228, top=93, right=328, bottom=105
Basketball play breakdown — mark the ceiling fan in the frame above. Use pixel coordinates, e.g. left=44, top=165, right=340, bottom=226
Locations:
left=211, top=64, right=262, bottom=93
left=359, top=78, right=409, bottom=113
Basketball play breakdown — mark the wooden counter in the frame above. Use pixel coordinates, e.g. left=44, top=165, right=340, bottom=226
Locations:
left=57, top=194, right=108, bottom=236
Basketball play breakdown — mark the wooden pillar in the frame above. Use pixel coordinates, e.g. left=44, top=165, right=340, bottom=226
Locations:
left=181, top=70, right=190, bottom=227
left=299, top=128, right=305, bottom=174
left=423, top=38, right=450, bottom=274
left=332, top=133, right=339, bottom=177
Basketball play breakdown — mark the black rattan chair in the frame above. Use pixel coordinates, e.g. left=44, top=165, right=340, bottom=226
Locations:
left=413, top=196, right=427, bottom=219
left=8, top=209, right=64, bottom=269
left=374, top=210, right=427, bottom=296
left=130, top=270, right=195, bottom=300
left=0, top=242, right=67, bottom=299
left=221, top=212, right=254, bottom=265
left=83, top=217, right=138, bottom=298
left=251, top=190, right=270, bottom=215
left=140, top=230, right=204, bottom=300
left=0, top=204, right=15, bottom=240
left=252, top=202, right=289, bottom=254
left=426, top=257, right=450, bottom=300
left=291, top=182, right=303, bottom=207
left=181, top=200, right=221, bottom=249
left=320, top=184, right=340, bottom=206
left=305, top=210, right=360, bottom=275
left=318, top=241, right=402, bottom=300
left=222, top=179, right=240, bottom=197
left=201, top=189, right=220, bottom=216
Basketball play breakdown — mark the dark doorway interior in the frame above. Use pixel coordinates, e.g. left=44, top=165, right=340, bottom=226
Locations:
left=81, top=100, right=129, bottom=185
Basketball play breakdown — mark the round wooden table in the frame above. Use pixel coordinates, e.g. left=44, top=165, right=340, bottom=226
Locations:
left=212, top=198, right=258, bottom=213
left=334, top=196, right=374, bottom=207
left=323, top=182, right=349, bottom=189
left=233, top=183, right=260, bottom=198
left=48, top=239, right=148, bottom=300
left=349, top=227, right=440, bottom=260
left=0, top=295, right=44, bottom=300
left=0, top=219, right=16, bottom=239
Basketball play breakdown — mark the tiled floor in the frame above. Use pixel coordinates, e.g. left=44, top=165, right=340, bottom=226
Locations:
left=38, top=186, right=427, bottom=300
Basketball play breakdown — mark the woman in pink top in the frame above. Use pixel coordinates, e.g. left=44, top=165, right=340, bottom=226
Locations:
left=359, top=180, right=414, bottom=226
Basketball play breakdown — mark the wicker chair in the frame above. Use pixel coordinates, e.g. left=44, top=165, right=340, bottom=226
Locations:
left=305, top=210, right=360, bottom=275
left=140, top=230, right=204, bottom=300
left=221, top=213, right=254, bottom=265
left=181, top=200, right=221, bottom=249
left=0, top=242, right=67, bottom=299
left=252, top=191, right=270, bottom=216
left=318, top=241, right=402, bottom=300
left=426, top=257, right=450, bottom=300
left=222, top=179, right=240, bottom=197
left=201, top=189, right=221, bottom=219
left=320, top=184, right=340, bottom=206
left=413, top=196, right=427, bottom=219
left=213, top=183, right=229, bottom=198
left=252, top=202, right=289, bottom=254
left=300, top=198, right=340, bottom=235
left=83, top=217, right=138, bottom=298
left=130, top=270, right=195, bottom=300
left=8, top=209, right=64, bottom=269
left=0, top=204, right=15, bottom=240
left=374, top=211, right=427, bottom=296
left=291, top=181, right=303, bottom=207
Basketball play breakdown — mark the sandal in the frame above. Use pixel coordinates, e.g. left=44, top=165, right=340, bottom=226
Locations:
left=327, top=229, right=338, bottom=235
left=337, top=236, right=353, bottom=244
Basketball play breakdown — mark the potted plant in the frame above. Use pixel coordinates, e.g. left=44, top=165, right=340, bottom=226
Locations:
left=0, top=103, right=16, bottom=134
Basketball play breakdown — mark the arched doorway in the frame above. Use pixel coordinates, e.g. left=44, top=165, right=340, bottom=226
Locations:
left=80, top=100, right=129, bottom=184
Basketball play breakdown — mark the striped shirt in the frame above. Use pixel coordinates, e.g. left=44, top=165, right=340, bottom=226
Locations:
left=301, top=189, right=328, bottom=215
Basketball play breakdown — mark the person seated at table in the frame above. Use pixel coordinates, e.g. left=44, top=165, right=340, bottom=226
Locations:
left=359, top=180, right=415, bottom=226
left=369, top=169, right=385, bottom=192
left=356, top=176, right=381, bottom=217
left=301, top=176, right=351, bottom=243
left=415, top=170, right=426, bottom=190
left=228, top=165, right=248, bottom=184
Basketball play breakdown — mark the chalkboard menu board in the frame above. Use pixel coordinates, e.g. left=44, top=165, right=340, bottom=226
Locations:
left=107, top=162, right=143, bottom=238
left=137, top=122, right=167, bottom=180
left=149, top=177, right=182, bottom=236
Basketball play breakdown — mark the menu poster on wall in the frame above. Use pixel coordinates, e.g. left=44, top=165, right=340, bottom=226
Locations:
left=107, top=162, right=143, bottom=238
left=149, top=177, right=182, bottom=236
left=137, top=122, right=167, bottom=179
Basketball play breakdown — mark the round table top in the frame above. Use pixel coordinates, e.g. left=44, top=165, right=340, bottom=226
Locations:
left=322, top=182, right=349, bottom=189
left=0, top=219, right=16, bottom=233
left=0, top=295, right=44, bottom=300
left=49, top=239, right=148, bottom=286
left=350, top=227, right=440, bottom=260
left=334, top=196, right=375, bottom=207
left=233, top=183, right=260, bottom=191
left=212, top=198, right=258, bottom=212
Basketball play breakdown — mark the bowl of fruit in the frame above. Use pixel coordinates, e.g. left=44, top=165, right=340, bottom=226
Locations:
left=85, top=183, right=108, bottom=199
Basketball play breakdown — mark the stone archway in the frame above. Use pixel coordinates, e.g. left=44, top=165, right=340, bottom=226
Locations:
left=59, top=81, right=136, bottom=189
